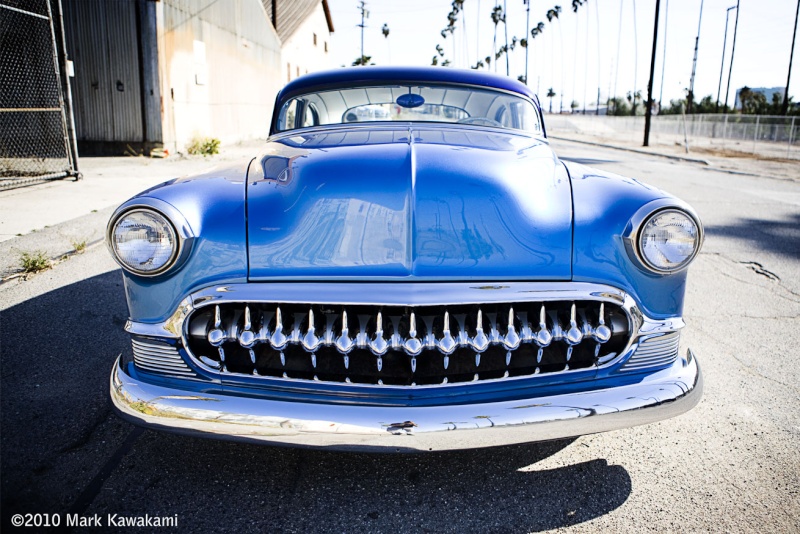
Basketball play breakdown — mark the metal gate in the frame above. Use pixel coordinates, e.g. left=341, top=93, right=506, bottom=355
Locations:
left=0, top=0, right=79, bottom=191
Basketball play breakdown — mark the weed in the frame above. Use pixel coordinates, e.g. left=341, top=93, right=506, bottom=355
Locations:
left=70, top=238, right=87, bottom=253
left=187, top=136, right=221, bottom=156
left=20, top=251, right=51, bottom=273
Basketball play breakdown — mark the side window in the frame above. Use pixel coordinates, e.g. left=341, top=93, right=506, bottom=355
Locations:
left=278, top=99, right=299, bottom=131
left=303, top=103, right=319, bottom=127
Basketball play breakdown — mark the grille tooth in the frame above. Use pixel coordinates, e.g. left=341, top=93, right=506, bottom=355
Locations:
left=270, top=307, right=288, bottom=350
left=565, top=303, right=583, bottom=346
left=593, top=303, right=612, bottom=343
left=186, top=300, right=632, bottom=386
left=502, top=307, right=521, bottom=350
left=437, top=311, right=457, bottom=355
left=368, top=311, right=389, bottom=356
left=404, top=312, right=423, bottom=356
left=335, top=310, right=355, bottom=354
left=301, top=307, right=321, bottom=353
left=207, top=305, right=225, bottom=347
left=535, top=304, right=552, bottom=347
left=238, top=305, right=256, bottom=348
left=470, top=309, right=489, bottom=353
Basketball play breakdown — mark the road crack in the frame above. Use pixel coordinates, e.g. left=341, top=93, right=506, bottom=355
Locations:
left=739, top=261, right=780, bottom=281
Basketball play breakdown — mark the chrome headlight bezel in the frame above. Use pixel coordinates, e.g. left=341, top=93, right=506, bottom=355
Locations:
left=625, top=201, right=704, bottom=275
left=107, top=204, right=190, bottom=277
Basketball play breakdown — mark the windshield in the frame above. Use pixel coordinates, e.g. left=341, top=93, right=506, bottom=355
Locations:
left=276, top=84, right=542, bottom=134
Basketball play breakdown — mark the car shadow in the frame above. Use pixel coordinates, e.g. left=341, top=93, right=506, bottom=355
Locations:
left=705, top=212, right=800, bottom=261
left=1, top=271, right=631, bottom=532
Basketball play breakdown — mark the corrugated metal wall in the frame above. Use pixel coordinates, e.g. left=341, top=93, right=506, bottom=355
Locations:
left=63, top=0, right=143, bottom=144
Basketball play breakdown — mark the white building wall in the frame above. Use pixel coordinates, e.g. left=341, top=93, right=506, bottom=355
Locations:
left=157, top=0, right=284, bottom=152
left=281, top=3, right=333, bottom=84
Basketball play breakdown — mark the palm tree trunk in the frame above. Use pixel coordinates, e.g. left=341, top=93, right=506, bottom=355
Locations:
left=525, top=0, right=530, bottom=83
left=503, top=0, right=509, bottom=75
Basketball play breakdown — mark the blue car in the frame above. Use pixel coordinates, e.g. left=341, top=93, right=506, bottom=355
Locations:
left=107, top=67, right=703, bottom=451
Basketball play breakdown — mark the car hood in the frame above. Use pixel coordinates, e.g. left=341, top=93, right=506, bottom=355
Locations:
left=246, top=125, right=572, bottom=280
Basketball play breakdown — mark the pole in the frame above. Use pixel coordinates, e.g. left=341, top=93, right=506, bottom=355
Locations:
left=503, top=0, right=509, bottom=76
left=595, top=1, right=601, bottom=115
left=52, top=0, right=80, bottom=176
left=358, top=1, right=366, bottom=62
left=782, top=0, right=800, bottom=115
left=631, top=0, right=639, bottom=116
left=613, top=0, right=623, bottom=115
left=716, top=6, right=736, bottom=112
left=687, top=0, right=704, bottom=114
left=644, top=0, right=661, bottom=146
left=524, top=0, right=530, bottom=83
left=658, top=0, right=669, bottom=110
left=724, top=0, right=740, bottom=110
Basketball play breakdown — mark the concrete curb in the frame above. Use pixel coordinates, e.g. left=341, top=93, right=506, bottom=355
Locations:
left=550, top=135, right=711, bottom=165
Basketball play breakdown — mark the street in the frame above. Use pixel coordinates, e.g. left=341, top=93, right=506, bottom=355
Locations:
left=1, top=140, right=798, bottom=532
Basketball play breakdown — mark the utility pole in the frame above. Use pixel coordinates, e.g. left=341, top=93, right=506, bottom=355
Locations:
left=358, top=1, right=368, bottom=62
left=658, top=0, right=669, bottom=110
left=687, top=0, right=704, bottom=114
left=644, top=0, right=661, bottom=146
left=715, top=6, right=737, bottom=113
left=783, top=0, right=800, bottom=115
left=724, top=0, right=740, bottom=110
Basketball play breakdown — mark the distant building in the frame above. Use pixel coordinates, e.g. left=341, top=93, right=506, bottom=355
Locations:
left=62, top=0, right=334, bottom=155
left=262, top=0, right=335, bottom=83
left=734, top=87, right=784, bottom=110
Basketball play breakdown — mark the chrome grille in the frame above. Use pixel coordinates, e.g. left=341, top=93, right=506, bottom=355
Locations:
left=185, top=301, right=630, bottom=386
left=620, top=332, right=680, bottom=371
left=131, top=338, right=195, bottom=377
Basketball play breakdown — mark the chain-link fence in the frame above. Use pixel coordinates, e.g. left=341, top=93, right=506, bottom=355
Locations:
left=547, top=113, right=800, bottom=160
left=0, top=0, right=78, bottom=190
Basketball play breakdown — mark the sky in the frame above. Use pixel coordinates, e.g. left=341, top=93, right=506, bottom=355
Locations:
left=327, top=0, right=800, bottom=110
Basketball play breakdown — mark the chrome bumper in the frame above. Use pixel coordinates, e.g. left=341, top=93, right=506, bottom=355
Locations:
left=110, top=350, right=702, bottom=452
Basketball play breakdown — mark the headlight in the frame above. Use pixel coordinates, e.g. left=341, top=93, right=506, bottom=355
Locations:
left=110, top=209, right=179, bottom=276
left=638, top=209, right=701, bottom=272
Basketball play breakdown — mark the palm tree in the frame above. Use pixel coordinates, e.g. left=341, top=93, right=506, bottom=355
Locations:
left=547, top=87, right=557, bottom=113
left=491, top=4, right=504, bottom=73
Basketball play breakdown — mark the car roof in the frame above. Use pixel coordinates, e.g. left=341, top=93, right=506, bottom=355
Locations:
left=276, top=66, right=537, bottom=102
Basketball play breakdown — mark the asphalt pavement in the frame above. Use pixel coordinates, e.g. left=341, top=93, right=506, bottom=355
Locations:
left=1, top=138, right=798, bottom=532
